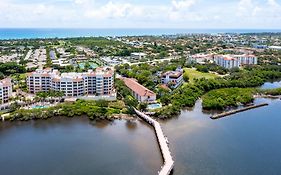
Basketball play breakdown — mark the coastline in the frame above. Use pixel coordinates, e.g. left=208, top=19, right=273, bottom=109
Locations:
left=2, top=95, right=280, bottom=122
left=1, top=28, right=281, bottom=40
left=1, top=112, right=136, bottom=122
left=111, top=114, right=136, bottom=120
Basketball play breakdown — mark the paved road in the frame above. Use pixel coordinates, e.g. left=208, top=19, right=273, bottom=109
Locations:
left=128, top=56, right=180, bottom=65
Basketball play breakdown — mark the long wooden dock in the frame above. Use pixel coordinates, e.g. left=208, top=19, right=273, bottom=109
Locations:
left=211, top=103, right=269, bottom=120
left=134, top=109, right=174, bottom=175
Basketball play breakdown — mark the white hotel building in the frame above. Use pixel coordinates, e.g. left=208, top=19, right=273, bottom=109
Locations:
left=161, top=71, right=183, bottom=89
left=214, top=54, right=258, bottom=69
left=0, top=78, right=13, bottom=104
left=26, top=67, right=114, bottom=97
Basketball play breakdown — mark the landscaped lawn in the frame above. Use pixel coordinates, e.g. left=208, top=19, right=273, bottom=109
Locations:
left=184, top=68, right=218, bottom=83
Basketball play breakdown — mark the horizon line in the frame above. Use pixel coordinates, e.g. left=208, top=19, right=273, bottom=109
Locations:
left=1, top=27, right=281, bottom=30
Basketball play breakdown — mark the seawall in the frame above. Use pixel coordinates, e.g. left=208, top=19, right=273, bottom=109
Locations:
left=211, top=103, right=269, bottom=120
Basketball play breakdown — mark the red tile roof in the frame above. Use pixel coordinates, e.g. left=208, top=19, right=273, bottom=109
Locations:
left=159, top=84, right=170, bottom=90
left=121, top=78, right=156, bottom=97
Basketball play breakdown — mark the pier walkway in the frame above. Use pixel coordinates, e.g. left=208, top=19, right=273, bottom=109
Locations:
left=134, top=109, right=174, bottom=175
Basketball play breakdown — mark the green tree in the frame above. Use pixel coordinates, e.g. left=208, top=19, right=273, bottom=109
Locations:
left=183, top=73, right=189, bottom=82
left=138, top=103, right=148, bottom=111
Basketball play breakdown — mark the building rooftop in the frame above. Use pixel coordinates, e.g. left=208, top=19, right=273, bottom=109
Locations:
left=28, top=67, right=114, bottom=79
left=131, top=52, right=147, bottom=56
left=0, top=78, right=12, bottom=87
left=162, top=71, right=183, bottom=78
left=121, top=78, right=156, bottom=97
left=215, top=54, right=257, bottom=61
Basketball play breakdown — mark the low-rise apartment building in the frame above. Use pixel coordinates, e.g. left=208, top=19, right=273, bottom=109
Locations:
left=121, top=78, right=156, bottom=103
left=0, top=78, right=12, bottom=104
left=27, top=67, right=114, bottom=97
left=131, top=52, right=147, bottom=60
left=161, top=70, right=183, bottom=89
left=214, top=54, right=257, bottom=69
left=188, top=54, right=214, bottom=64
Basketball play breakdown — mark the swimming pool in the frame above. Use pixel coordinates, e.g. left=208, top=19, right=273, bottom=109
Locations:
left=32, top=105, right=48, bottom=109
left=78, top=62, right=98, bottom=69
left=147, top=103, right=162, bottom=110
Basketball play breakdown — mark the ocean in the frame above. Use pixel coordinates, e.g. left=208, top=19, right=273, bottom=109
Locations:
left=0, top=28, right=281, bottom=40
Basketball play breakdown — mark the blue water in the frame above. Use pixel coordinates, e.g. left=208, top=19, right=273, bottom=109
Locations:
left=1, top=28, right=281, bottom=40
left=147, top=103, right=162, bottom=110
left=78, top=62, right=99, bottom=69
left=260, top=80, right=281, bottom=89
left=162, top=98, right=281, bottom=175
left=0, top=98, right=280, bottom=175
left=32, top=105, right=48, bottom=109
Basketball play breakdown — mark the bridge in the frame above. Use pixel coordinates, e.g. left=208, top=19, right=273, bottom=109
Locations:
left=134, top=109, right=174, bottom=175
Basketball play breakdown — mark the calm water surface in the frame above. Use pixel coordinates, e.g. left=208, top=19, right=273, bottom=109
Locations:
left=0, top=99, right=281, bottom=175
left=0, top=118, right=162, bottom=175
left=260, top=79, right=281, bottom=89
left=161, top=98, right=281, bottom=175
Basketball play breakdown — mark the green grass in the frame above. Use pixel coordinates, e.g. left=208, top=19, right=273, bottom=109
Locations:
left=184, top=68, right=218, bottom=83
left=11, top=73, right=26, bottom=81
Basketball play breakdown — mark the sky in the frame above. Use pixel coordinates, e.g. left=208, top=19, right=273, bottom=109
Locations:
left=0, top=0, right=281, bottom=28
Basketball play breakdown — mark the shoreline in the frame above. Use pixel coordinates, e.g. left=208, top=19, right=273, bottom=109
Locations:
left=111, top=114, right=136, bottom=120
left=254, top=94, right=281, bottom=99
left=1, top=95, right=280, bottom=122
left=0, top=113, right=136, bottom=122
left=2, top=28, right=281, bottom=40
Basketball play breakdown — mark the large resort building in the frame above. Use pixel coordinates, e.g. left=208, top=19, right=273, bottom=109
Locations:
left=0, top=78, right=12, bottom=104
left=121, top=78, right=156, bottom=103
left=189, top=53, right=258, bottom=69
left=214, top=54, right=258, bottom=69
left=26, top=67, right=115, bottom=97
left=188, top=53, right=214, bottom=64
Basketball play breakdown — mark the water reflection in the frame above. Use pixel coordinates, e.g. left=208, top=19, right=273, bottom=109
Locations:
left=125, top=120, right=138, bottom=130
left=161, top=98, right=281, bottom=175
left=0, top=118, right=161, bottom=175
left=89, top=119, right=112, bottom=128
left=0, top=96, right=280, bottom=175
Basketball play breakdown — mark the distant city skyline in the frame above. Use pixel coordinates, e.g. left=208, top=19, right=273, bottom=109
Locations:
left=1, top=0, right=281, bottom=29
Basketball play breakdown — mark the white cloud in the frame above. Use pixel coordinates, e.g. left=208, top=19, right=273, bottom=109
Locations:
left=237, top=0, right=281, bottom=18
left=73, top=0, right=90, bottom=5
left=0, top=0, right=79, bottom=27
left=85, top=1, right=133, bottom=19
left=267, top=0, right=280, bottom=7
left=171, top=0, right=197, bottom=11
left=237, top=0, right=255, bottom=17
left=0, top=0, right=281, bottom=29
left=168, top=0, right=207, bottom=22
